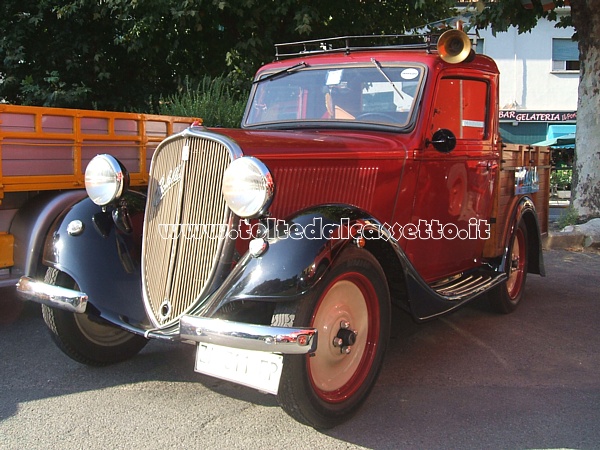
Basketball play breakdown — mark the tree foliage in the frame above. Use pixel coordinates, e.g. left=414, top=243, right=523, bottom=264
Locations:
left=471, top=0, right=572, bottom=34
left=0, top=0, right=456, bottom=111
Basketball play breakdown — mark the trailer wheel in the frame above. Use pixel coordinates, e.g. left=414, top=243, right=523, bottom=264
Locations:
left=273, top=247, right=390, bottom=429
left=41, top=268, right=147, bottom=366
left=490, top=220, right=528, bottom=313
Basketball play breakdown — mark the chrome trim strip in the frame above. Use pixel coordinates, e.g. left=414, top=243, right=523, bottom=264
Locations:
left=179, top=315, right=317, bottom=355
left=16, top=276, right=88, bottom=313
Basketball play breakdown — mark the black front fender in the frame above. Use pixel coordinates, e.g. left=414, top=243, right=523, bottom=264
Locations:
left=198, top=204, right=378, bottom=317
left=42, top=191, right=148, bottom=326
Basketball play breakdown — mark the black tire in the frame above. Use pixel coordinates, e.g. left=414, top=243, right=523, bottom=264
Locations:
left=273, top=246, right=391, bottom=429
left=489, top=219, right=528, bottom=314
left=41, top=268, right=148, bottom=366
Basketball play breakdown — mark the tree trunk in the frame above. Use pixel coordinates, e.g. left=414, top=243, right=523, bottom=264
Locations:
left=571, top=1, right=600, bottom=219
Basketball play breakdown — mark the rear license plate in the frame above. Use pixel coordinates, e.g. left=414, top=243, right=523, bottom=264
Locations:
left=194, top=343, right=283, bottom=395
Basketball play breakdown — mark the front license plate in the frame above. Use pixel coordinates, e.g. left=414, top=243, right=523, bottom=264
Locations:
left=194, top=343, right=283, bottom=395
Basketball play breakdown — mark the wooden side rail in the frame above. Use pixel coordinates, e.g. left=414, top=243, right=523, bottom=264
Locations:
left=484, top=143, right=551, bottom=257
left=0, top=105, right=197, bottom=201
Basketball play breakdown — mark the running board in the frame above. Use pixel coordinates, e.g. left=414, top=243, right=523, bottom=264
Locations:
left=429, top=271, right=504, bottom=301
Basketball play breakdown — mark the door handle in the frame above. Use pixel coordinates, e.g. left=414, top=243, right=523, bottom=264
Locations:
left=478, top=161, right=498, bottom=171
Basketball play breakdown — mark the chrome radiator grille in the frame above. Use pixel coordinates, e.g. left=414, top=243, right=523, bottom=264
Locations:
left=142, top=132, right=233, bottom=328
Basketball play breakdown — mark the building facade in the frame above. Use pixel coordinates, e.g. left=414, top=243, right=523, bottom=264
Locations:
left=473, top=7, right=578, bottom=145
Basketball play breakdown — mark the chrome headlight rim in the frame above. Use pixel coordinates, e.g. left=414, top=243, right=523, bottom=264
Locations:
left=85, top=154, right=129, bottom=206
left=222, top=156, right=274, bottom=219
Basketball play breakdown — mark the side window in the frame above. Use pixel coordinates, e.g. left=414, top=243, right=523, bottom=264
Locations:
left=430, top=78, right=488, bottom=140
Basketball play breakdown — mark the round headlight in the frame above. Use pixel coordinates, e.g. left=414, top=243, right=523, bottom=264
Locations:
left=85, top=154, right=129, bottom=206
left=222, top=157, right=274, bottom=218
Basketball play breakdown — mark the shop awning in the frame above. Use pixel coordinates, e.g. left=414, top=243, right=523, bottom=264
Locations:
left=533, top=125, right=576, bottom=149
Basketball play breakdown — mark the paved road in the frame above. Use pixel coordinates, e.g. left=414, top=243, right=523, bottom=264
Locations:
left=1, top=249, right=599, bottom=449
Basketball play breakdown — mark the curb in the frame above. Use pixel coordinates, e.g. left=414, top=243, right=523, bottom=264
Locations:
left=543, top=231, right=586, bottom=250
left=543, top=220, right=600, bottom=251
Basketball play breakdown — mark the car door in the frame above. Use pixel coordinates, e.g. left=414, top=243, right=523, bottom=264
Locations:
left=406, top=75, right=498, bottom=282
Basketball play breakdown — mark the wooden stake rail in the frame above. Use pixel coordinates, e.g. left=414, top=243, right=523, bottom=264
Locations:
left=0, top=105, right=195, bottom=201
left=484, top=143, right=550, bottom=257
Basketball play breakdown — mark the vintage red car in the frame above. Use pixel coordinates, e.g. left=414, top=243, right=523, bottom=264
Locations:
left=18, top=30, right=548, bottom=429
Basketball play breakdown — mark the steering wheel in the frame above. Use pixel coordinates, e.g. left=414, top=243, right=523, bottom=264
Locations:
left=355, top=112, right=397, bottom=123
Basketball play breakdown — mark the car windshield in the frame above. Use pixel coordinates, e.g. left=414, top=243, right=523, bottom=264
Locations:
left=244, top=63, right=425, bottom=129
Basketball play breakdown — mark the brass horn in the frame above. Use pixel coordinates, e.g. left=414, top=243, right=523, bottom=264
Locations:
left=437, top=29, right=472, bottom=64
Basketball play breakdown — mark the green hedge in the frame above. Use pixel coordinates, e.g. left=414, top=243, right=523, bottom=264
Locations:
left=155, top=76, right=248, bottom=128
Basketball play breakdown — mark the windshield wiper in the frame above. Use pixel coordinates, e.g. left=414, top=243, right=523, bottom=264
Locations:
left=253, top=62, right=308, bottom=84
left=370, top=58, right=404, bottom=100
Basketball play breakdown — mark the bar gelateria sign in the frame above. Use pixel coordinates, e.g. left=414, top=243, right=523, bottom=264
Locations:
left=500, top=110, right=577, bottom=123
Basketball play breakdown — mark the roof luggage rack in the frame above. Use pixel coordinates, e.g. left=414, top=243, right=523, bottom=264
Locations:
left=274, top=29, right=476, bottom=65
left=274, top=33, right=440, bottom=60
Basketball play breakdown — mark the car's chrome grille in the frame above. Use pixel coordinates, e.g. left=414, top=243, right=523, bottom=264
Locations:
left=142, top=132, right=233, bottom=328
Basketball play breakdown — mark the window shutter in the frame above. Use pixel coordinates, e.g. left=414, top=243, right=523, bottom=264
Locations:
left=552, top=39, right=579, bottom=61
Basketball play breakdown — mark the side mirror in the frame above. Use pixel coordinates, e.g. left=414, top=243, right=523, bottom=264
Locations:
left=427, top=129, right=457, bottom=153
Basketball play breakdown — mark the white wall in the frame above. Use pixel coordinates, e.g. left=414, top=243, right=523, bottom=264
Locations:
left=476, top=13, right=579, bottom=111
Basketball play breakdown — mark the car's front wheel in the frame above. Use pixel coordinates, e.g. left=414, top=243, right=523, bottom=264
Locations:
left=273, top=246, right=391, bottom=429
left=41, top=267, right=148, bottom=366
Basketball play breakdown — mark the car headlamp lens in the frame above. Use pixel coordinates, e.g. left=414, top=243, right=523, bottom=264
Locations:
left=222, top=157, right=274, bottom=218
left=85, top=154, right=129, bottom=206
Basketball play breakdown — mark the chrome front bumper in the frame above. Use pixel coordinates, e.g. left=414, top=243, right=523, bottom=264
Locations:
left=16, top=276, right=316, bottom=354
left=16, top=276, right=88, bottom=314
left=180, top=315, right=317, bottom=355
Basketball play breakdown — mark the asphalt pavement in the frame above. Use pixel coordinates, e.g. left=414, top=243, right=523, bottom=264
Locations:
left=1, top=248, right=599, bottom=449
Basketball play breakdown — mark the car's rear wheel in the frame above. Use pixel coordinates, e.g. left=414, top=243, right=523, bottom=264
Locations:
left=41, top=267, right=148, bottom=366
left=273, top=246, right=390, bottom=429
left=489, top=219, right=528, bottom=313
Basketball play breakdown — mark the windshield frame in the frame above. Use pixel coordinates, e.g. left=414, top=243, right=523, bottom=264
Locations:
left=242, top=61, right=428, bottom=132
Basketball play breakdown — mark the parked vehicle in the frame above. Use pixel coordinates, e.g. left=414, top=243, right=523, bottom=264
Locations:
left=0, top=105, right=194, bottom=292
left=17, top=30, right=549, bottom=429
